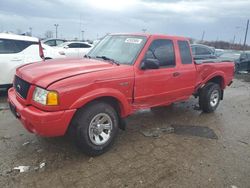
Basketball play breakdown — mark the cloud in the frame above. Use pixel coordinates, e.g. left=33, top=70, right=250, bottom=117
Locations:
left=0, top=0, right=249, bottom=44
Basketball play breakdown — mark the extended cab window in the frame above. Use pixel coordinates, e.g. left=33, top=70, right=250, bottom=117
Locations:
left=145, top=39, right=175, bottom=67
left=178, top=41, right=193, bottom=64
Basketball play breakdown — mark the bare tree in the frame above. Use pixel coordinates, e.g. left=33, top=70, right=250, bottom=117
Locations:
left=44, top=30, right=53, bottom=38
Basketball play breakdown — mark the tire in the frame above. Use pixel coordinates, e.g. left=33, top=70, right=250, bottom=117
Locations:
left=199, top=83, right=221, bottom=113
left=72, top=101, right=119, bottom=156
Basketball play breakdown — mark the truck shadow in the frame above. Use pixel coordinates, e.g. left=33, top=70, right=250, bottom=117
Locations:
left=38, top=98, right=218, bottom=151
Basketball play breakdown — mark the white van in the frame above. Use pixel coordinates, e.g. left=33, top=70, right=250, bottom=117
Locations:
left=0, top=33, right=44, bottom=91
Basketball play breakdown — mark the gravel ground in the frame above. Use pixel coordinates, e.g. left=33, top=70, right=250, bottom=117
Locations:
left=0, top=75, right=250, bottom=188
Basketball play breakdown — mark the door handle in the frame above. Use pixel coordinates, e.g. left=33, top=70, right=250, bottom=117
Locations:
left=173, top=72, right=181, bottom=77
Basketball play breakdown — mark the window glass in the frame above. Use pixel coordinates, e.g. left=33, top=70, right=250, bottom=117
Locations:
left=79, top=43, right=91, bottom=48
left=15, top=41, right=34, bottom=52
left=0, top=39, right=34, bottom=54
left=0, top=39, right=17, bottom=53
left=240, top=53, right=247, bottom=60
left=191, top=46, right=195, bottom=54
left=56, top=40, right=65, bottom=46
left=88, top=35, right=147, bottom=64
left=178, top=41, right=193, bottom=64
left=246, top=53, right=250, bottom=60
left=196, top=46, right=212, bottom=55
left=68, top=43, right=80, bottom=48
left=44, top=40, right=56, bottom=46
left=145, top=39, right=175, bottom=67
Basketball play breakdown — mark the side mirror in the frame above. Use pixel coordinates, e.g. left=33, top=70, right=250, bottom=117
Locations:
left=64, top=46, right=69, bottom=49
left=141, top=58, right=160, bottom=70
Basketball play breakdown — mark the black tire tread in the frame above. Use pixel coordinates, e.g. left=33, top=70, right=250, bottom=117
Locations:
left=71, top=101, right=118, bottom=156
left=199, top=83, right=221, bottom=113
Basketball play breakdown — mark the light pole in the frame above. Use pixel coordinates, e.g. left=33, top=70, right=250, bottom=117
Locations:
left=81, top=30, right=85, bottom=41
left=201, top=30, right=205, bottom=41
left=54, top=24, right=59, bottom=38
left=243, top=19, right=249, bottom=51
left=234, top=26, right=244, bottom=45
left=29, top=27, right=32, bottom=36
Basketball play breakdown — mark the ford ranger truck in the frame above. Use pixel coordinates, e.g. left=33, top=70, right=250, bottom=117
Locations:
left=8, top=34, right=234, bottom=156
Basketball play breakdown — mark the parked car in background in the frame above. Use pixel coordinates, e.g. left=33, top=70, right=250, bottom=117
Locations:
left=235, top=52, right=250, bottom=72
left=215, top=49, right=224, bottom=57
left=191, top=44, right=216, bottom=60
left=55, top=41, right=93, bottom=58
left=42, top=43, right=66, bottom=60
left=0, top=33, right=44, bottom=90
left=218, top=50, right=241, bottom=62
left=42, top=38, right=67, bottom=47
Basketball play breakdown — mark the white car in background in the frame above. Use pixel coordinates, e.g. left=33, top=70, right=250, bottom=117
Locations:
left=42, top=38, right=67, bottom=47
left=55, top=41, right=93, bottom=58
left=0, top=33, right=44, bottom=90
left=42, top=43, right=66, bottom=60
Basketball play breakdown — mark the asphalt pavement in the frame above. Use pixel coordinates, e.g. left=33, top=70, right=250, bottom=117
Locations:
left=0, top=75, right=250, bottom=188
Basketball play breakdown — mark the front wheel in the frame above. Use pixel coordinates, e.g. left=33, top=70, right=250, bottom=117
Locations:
left=73, top=101, right=119, bottom=156
left=199, top=83, right=221, bottom=113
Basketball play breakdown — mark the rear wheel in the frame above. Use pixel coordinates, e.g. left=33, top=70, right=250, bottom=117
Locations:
left=199, top=83, right=221, bottom=113
left=72, top=101, right=119, bottom=156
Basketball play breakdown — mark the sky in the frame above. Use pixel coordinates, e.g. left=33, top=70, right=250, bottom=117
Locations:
left=0, top=0, right=249, bottom=44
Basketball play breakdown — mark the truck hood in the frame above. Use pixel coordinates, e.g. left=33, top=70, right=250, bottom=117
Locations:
left=16, top=58, right=119, bottom=88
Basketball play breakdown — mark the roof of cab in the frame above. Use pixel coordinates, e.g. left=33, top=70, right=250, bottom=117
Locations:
left=110, top=33, right=188, bottom=41
left=0, top=32, right=39, bottom=42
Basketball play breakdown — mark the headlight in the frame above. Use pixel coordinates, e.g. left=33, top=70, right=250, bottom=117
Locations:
left=33, top=87, right=59, bottom=106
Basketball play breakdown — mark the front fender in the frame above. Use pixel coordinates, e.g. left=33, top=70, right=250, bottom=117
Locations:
left=69, top=88, right=132, bottom=117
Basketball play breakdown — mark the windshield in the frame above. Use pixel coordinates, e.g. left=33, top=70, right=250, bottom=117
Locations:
left=88, top=35, right=147, bottom=65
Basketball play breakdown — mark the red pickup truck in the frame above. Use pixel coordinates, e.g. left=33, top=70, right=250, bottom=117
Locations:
left=8, top=34, right=234, bottom=155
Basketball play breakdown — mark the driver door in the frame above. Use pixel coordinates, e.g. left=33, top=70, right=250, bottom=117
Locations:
left=134, top=38, right=179, bottom=107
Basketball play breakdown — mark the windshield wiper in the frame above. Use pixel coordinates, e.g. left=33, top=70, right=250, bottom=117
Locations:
left=96, top=56, right=120, bottom=66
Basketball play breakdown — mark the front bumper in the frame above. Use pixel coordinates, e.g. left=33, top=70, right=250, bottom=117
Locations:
left=8, top=88, right=76, bottom=137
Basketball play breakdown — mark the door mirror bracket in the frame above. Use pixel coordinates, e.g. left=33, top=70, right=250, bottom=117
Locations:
left=141, top=58, right=160, bottom=70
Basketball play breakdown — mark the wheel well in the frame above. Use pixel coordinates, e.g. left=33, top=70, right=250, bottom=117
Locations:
left=80, top=96, right=122, bottom=117
left=196, top=76, right=224, bottom=100
left=207, top=76, right=224, bottom=88
left=67, top=96, right=124, bottom=137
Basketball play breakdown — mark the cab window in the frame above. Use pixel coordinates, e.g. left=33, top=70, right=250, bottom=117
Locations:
left=144, top=39, right=175, bottom=67
left=178, top=40, right=193, bottom=64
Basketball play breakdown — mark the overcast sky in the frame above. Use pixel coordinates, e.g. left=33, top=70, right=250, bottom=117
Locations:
left=0, top=0, right=249, bottom=44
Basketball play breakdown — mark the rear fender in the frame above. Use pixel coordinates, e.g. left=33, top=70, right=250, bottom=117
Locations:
left=200, top=71, right=226, bottom=89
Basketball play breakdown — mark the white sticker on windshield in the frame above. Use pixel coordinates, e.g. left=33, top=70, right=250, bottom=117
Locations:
left=125, top=38, right=142, bottom=44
